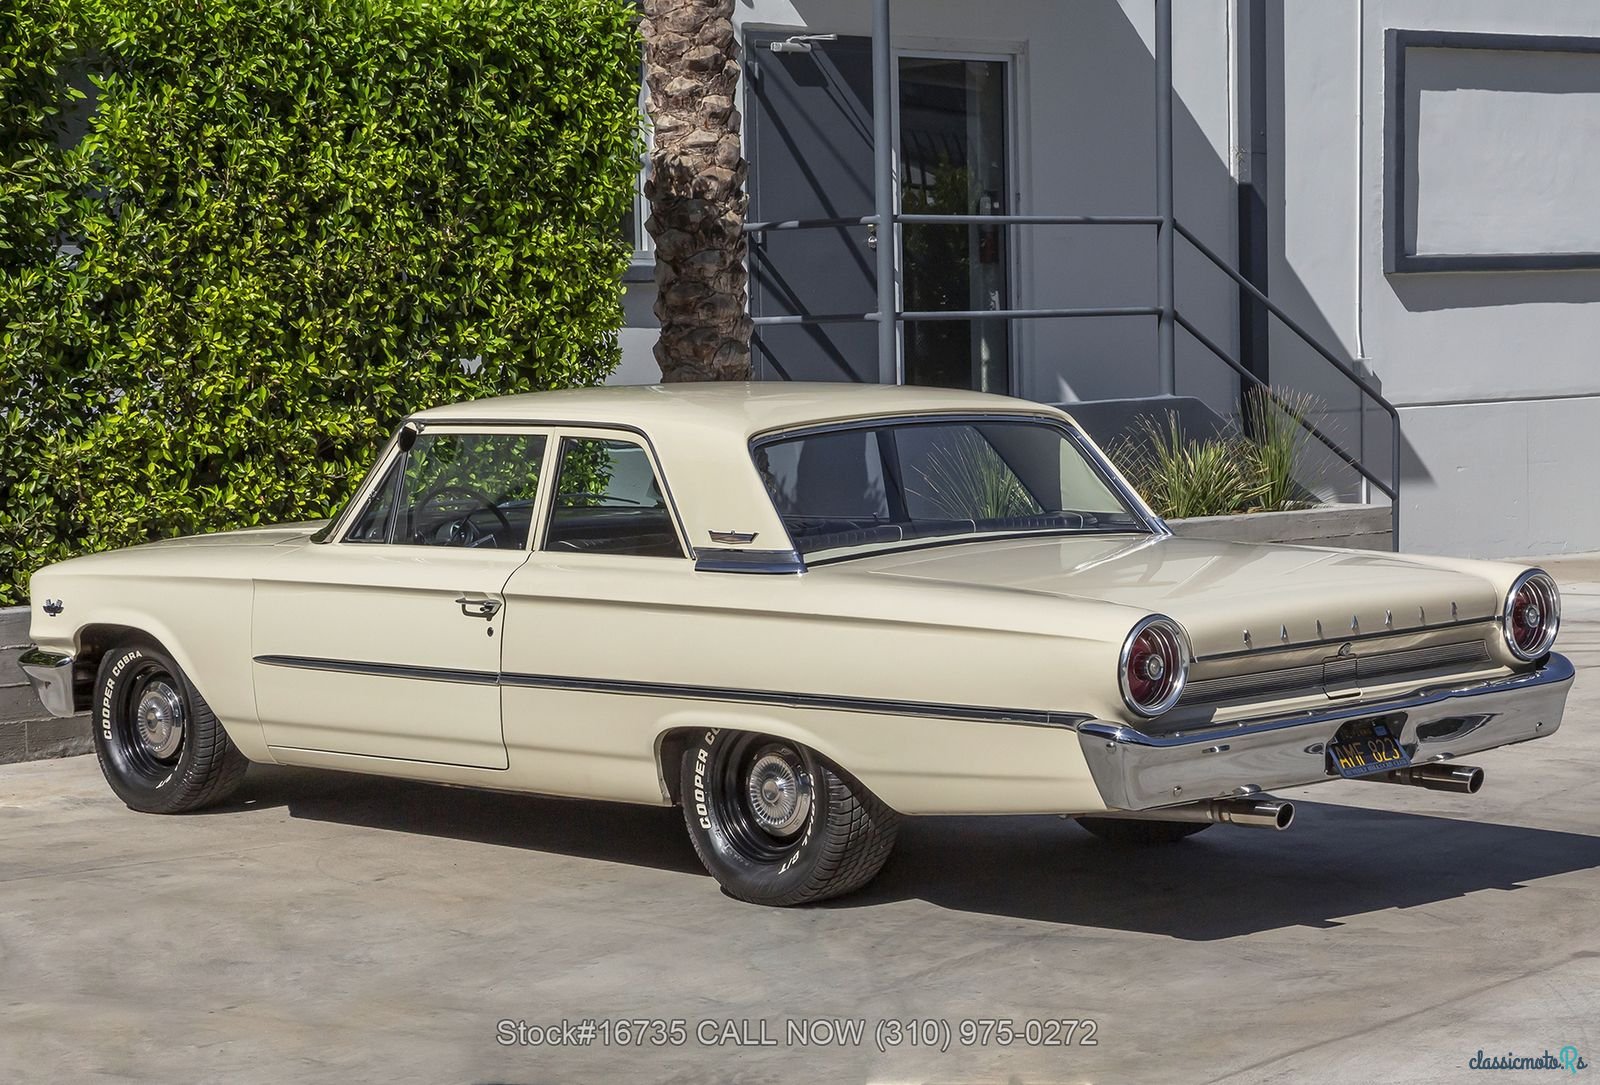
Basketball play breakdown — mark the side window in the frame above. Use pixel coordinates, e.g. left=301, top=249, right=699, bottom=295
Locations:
left=346, top=456, right=403, bottom=543
left=345, top=432, right=546, bottom=548
left=543, top=437, right=683, bottom=558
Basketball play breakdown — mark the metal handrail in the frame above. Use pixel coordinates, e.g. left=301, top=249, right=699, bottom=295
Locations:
left=1173, top=221, right=1399, bottom=427
left=896, top=213, right=1163, bottom=226
left=741, top=208, right=1402, bottom=545
left=745, top=213, right=1162, bottom=232
left=1172, top=218, right=1402, bottom=541
left=1175, top=311, right=1396, bottom=500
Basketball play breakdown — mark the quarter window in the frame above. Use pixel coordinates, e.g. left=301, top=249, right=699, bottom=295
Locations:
left=543, top=437, right=683, bottom=558
left=344, top=432, right=547, bottom=548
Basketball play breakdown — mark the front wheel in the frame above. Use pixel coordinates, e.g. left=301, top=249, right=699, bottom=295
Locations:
left=680, top=730, right=899, bottom=906
left=93, top=641, right=249, bottom=813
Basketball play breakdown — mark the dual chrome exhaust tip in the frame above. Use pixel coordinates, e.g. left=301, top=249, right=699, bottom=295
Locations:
left=1101, top=796, right=1297, bottom=831
left=1369, top=762, right=1485, bottom=794
left=1099, top=762, right=1485, bottom=830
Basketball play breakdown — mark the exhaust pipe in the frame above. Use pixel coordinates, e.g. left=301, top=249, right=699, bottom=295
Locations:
left=1099, top=797, right=1295, bottom=831
left=1370, top=763, right=1484, bottom=794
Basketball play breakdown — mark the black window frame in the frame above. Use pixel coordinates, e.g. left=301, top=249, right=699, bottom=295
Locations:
left=338, top=430, right=550, bottom=550
left=539, top=434, right=688, bottom=560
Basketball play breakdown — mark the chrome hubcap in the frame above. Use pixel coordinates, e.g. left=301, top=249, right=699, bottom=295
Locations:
left=745, top=752, right=811, bottom=837
left=135, top=681, right=184, bottom=761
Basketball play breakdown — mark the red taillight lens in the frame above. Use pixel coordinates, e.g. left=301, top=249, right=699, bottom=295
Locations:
left=1120, top=616, right=1187, bottom=717
left=1504, top=571, right=1559, bottom=661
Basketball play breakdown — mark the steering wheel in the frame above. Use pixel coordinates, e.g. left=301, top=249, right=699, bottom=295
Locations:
left=411, top=482, right=512, bottom=545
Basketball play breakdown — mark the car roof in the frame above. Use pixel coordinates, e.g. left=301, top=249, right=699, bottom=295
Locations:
left=408, top=382, right=1083, bottom=557
left=410, top=382, right=1052, bottom=438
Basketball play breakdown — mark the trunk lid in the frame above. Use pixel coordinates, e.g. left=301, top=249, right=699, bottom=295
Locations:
left=826, top=533, right=1501, bottom=659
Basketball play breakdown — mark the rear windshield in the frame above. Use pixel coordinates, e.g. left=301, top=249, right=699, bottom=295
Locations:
left=753, top=418, right=1145, bottom=557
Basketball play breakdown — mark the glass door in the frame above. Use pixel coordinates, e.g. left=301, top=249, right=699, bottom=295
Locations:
left=897, top=56, right=1012, bottom=393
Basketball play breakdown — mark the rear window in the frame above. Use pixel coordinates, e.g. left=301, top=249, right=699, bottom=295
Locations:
left=753, top=418, right=1143, bottom=556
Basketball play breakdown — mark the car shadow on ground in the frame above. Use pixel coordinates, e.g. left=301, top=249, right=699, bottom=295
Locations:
left=845, top=802, right=1600, bottom=938
left=215, top=764, right=706, bottom=877
left=219, top=765, right=1600, bottom=940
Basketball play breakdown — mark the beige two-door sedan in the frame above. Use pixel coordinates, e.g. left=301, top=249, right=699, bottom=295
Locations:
left=22, top=384, right=1574, bottom=905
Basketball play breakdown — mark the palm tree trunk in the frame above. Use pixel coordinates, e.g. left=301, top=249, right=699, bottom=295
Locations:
left=640, top=0, right=752, bottom=381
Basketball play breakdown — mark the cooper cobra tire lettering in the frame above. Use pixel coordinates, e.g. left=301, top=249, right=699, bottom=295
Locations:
left=92, top=640, right=248, bottom=815
left=100, top=649, right=142, bottom=743
left=677, top=728, right=899, bottom=906
left=695, top=742, right=712, bottom=829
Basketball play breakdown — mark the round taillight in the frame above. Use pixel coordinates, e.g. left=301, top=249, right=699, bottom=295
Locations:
left=1504, top=570, right=1560, bottom=661
left=1120, top=615, right=1188, bottom=718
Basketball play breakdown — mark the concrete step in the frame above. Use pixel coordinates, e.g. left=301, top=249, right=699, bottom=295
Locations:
left=0, top=679, right=45, bottom=720
left=0, top=715, right=93, bottom=764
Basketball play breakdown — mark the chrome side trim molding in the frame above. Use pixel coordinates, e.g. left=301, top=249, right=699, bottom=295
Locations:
left=252, top=653, right=1086, bottom=729
left=253, top=655, right=498, bottom=686
left=19, top=646, right=79, bottom=717
left=693, top=548, right=807, bottom=574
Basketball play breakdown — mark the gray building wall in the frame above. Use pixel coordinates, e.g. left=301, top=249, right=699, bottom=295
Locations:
left=621, top=0, right=1600, bottom=559
left=1273, top=0, right=1600, bottom=558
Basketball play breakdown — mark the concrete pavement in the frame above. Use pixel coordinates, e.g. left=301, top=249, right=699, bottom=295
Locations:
left=2, top=557, right=1598, bottom=1084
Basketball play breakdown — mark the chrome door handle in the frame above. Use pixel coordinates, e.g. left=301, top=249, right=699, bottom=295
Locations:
left=456, top=596, right=502, bottom=619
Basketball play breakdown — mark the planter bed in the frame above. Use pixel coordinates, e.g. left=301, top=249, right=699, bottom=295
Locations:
left=1166, top=503, right=1393, bottom=551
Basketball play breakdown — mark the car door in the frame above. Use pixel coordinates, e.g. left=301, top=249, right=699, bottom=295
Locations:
left=252, top=426, right=552, bottom=768
left=498, top=429, right=696, bottom=799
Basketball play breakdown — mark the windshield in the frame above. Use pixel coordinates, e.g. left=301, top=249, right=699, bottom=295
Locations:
left=753, top=417, right=1147, bottom=557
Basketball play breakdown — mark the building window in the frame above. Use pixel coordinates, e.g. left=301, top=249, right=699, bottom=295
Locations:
left=625, top=75, right=654, bottom=268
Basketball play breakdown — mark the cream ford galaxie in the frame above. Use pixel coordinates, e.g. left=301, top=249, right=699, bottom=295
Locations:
left=22, top=384, right=1574, bottom=905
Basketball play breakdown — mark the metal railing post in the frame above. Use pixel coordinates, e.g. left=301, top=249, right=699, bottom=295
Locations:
left=872, top=0, right=898, bottom=385
left=1155, top=0, right=1176, bottom=395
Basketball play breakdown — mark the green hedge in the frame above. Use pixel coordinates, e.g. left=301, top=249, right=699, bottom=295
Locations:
left=0, top=0, right=639, bottom=604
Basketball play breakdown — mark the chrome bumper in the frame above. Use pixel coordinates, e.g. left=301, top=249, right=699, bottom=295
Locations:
left=1078, top=654, right=1575, bottom=811
left=18, top=647, right=78, bottom=718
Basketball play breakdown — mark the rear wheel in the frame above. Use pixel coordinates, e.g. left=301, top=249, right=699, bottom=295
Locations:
left=1075, top=817, right=1211, bottom=846
left=680, top=729, right=898, bottom=906
left=93, top=641, right=249, bottom=813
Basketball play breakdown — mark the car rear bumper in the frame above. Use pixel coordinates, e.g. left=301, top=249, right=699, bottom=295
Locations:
left=19, top=647, right=78, bottom=718
left=1077, top=653, right=1574, bottom=811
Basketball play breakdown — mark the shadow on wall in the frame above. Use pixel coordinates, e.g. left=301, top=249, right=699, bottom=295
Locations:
left=1252, top=0, right=1431, bottom=499
left=1392, top=271, right=1600, bottom=313
left=220, top=766, right=1600, bottom=941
